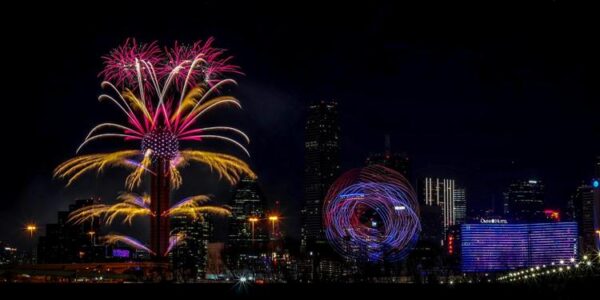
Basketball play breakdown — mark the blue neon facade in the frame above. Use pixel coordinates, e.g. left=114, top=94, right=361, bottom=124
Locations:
left=461, top=222, right=577, bottom=272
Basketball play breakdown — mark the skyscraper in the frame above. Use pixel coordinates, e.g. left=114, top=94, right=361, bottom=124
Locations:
left=453, top=188, right=466, bottom=225
left=571, top=183, right=596, bottom=253
left=227, top=176, right=270, bottom=276
left=365, top=134, right=410, bottom=178
left=302, top=100, right=340, bottom=252
left=422, top=178, right=455, bottom=232
left=228, top=176, right=268, bottom=247
left=504, top=180, right=545, bottom=222
left=171, top=215, right=213, bottom=281
left=37, top=198, right=102, bottom=263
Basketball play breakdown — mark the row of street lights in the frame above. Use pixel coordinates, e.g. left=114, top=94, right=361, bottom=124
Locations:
left=248, top=215, right=280, bottom=240
left=497, top=253, right=600, bottom=282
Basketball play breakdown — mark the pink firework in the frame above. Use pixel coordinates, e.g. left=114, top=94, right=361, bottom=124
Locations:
left=99, top=39, right=162, bottom=90
left=161, top=37, right=242, bottom=89
left=78, top=38, right=250, bottom=161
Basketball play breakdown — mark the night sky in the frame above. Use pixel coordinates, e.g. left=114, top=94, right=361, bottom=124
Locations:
left=3, top=1, right=599, bottom=248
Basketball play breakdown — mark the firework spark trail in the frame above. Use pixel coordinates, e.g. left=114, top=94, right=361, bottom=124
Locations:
left=163, top=195, right=231, bottom=220
left=54, top=151, right=141, bottom=186
left=165, top=232, right=187, bottom=256
left=125, top=150, right=152, bottom=190
left=68, top=193, right=153, bottom=225
left=67, top=204, right=108, bottom=224
left=103, top=234, right=154, bottom=255
left=180, top=150, right=256, bottom=184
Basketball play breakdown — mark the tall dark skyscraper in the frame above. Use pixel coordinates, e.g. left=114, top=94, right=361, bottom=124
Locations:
left=365, top=134, right=410, bottom=178
left=301, top=100, right=340, bottom=252
left=37, top=198, right=102, bottom=264
left=571, top=183, right=596, bottom=253
left=227, top=176, right=270, bottom=275
left=228, top=176, right=268, bottom=247
left=171, top=215, right=213, bottom=281
left=503, top=179, right=545, bottom=222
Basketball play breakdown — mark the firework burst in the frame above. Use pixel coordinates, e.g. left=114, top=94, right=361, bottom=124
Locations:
left=56, top=38, right=254, bottom=258
left=55, top=38, right=255, bottom=190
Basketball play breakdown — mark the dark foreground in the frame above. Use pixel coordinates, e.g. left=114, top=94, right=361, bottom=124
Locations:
left=1, top=280, right=599, bottom=299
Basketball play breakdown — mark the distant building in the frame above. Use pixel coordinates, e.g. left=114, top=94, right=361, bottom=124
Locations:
left=453, top=188, right=466, bottom=225
left=503, top=179, right=545, bottom=222
left=0, top=241, right=18, bottom=265
left=301, top=100, right=340, bottom=253
left=365, top=134, right=410, bottom=178
left=227, top=176, right=270, bottom=277
left=461, top=222, right=577, bottom=272
left=171, top=215, right=213, bottom=281
left=422, top=178, right=455, bottom=233
left=228, top=176, right=268, bottom=248
left=444, top=225, right=462, bottom=271
left=37, top=198, right=105, bottom=263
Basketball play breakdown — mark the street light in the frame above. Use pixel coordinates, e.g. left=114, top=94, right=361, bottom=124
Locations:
left=248, top=217, right=259, bottom=241
left=88, top=231, right=96, bottom=245
left=268, top=215, right=279, bottom=236
left=26, top=225, right=37, bottom=238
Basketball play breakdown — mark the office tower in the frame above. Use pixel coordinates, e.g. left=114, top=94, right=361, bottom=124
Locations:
left=301, top=100, right=340, bottom=252
left=422, top=178, right=455, bottom=232
left=461, top=222, right=577, bottom=272
left=171, top=215, right=213, bottom=281
left=37, top=198, right=102, bottom=263
left=227, top=176, right=271, bottom=276
left=571, top=184, right=595, bottom=253
left=228, top=176, right=268, bottom=247
left=365, top=134, right=410, bottom=178
left=453, top=188, right=466, bottom=225
left=504, top=179, right=545, bottom=222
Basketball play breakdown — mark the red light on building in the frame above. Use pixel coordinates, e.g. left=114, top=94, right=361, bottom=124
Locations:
left=544, top=209, right=560, bottom=222
left=448, top=234, right=454, bottom=255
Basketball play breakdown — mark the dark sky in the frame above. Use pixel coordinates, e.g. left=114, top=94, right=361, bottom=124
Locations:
left=2, top=1, right=599, bottom=248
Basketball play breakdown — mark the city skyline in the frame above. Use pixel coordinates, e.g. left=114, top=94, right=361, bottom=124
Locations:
left=0, top=1, right=599, bottom=293
left=3, top=1, right=600, bottom=253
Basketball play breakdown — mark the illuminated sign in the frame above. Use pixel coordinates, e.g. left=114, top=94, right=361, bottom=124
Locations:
left=593, top=179, right=599, bottom=189
left=448, top=234, right=454, bottom=255
left=544, top=209, right=560, bottom=221
left=461, top=222, right=578, bottom=272
left=112, top=249, right=130, bottom=258
left=480, top=218, right=508, bottom=224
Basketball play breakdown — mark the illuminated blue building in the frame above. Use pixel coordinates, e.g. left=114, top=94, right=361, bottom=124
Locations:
left=461, top=222, right=577, bottom=272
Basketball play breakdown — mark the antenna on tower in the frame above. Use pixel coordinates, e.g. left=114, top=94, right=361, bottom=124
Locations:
left=384, top=134, right=391, bottom=156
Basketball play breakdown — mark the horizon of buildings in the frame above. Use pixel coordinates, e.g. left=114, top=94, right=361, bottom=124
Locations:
left=2, top=102, right=599, bottom=283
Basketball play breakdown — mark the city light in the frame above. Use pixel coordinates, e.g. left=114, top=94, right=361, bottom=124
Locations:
left=88, top=231, right=96, bottom=244
left=249, top=217, right=259, bottom=241
left=593, top=179, right=599, bottom=188
left=269, top=215, right=279, bottom=235
left=25, top=224, right=37, bottom=238
left=324, top=165, right=420, bottom=262
left=461, top=222, right=578, bottom=272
